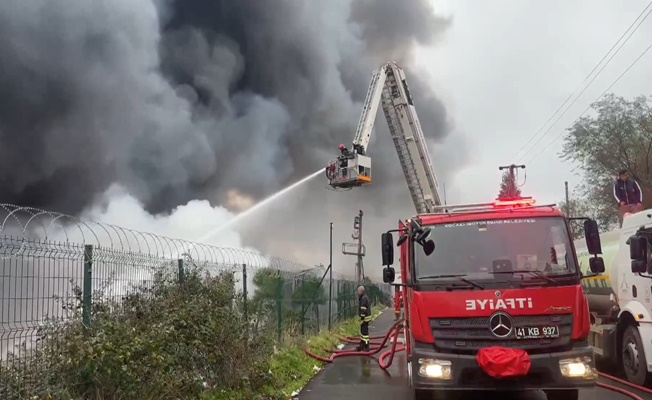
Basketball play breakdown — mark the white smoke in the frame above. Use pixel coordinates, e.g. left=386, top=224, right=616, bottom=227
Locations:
left=82, top=184, right=244, bottom=249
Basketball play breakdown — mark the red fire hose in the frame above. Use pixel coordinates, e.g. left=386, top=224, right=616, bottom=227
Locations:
left=596, top=371, right=652, bottom=400
left=304, top=319, right=404, bottom=363
left=596, top=382, right=645, bottom=400
left=378, top=323, right=405, bottom=369
left=305, top=321, right=652, bottom=399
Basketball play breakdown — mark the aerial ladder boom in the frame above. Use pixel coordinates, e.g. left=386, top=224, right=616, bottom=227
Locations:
left=325, top=62, right=442, bottom=214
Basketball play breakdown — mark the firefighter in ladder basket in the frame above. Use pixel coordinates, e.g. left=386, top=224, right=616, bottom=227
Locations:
left=356, top=285, right=372, bottom=351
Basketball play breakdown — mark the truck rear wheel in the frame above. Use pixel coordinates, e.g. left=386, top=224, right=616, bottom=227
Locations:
left=621, top=325, right=652, bottom=386
left=543, top=389, right=578, bottom=400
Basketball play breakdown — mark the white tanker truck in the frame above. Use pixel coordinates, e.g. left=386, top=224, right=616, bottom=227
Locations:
left=574, top=211, right=652, bottom=387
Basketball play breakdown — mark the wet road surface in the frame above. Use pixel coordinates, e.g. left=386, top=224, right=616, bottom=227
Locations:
left=299, top=311, right=649, bottom=400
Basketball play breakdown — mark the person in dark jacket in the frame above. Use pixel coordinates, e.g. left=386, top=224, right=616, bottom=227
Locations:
left=614, top=170, right=643, bottom=224
left=355, top=285, right=372, bottom=352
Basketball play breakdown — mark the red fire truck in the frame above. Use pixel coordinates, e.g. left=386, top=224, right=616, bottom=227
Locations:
left=326, top=62, right=604, bottom=399
left=380, top=197, right=604, bottom=400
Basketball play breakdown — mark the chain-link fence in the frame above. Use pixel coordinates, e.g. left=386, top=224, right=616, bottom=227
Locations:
left=0, top=204, right=391, bottom=393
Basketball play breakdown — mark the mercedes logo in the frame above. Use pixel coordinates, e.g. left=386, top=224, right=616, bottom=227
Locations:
left=489, top=312, right=513, bottom=338
left=495, top=290, right=501, bottom=297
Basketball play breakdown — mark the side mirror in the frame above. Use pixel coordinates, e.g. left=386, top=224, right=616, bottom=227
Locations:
left=381, top=232, right=395, bottom=266
left=629, top=235, right=647, bottom=261
left=583, top=219, right=602, bottom=255
left=632, top=260, right=647, bottom=274
left=397, top=234, right=409, bottom=247
left=382, top=267, right=396, bottom=283
left=589, top=257, right=605, bottom=274
left=423, top=240, right=435, bottom=256
left=629, top=235, right=649, bottom=274
left=415, top=228, right=431, bottom=242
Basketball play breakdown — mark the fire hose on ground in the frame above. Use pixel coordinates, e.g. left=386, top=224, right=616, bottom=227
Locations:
left=303, top=318, right=652, bottom=399
left=304, top=318, right=405, bottom=365
left=596, top=371, right=652, bottom=400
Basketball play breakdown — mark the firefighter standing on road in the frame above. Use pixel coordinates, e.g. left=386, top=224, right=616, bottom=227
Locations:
left=356, top=285, right=372, bottom=351
left=613, top=169, right=644, bottom=224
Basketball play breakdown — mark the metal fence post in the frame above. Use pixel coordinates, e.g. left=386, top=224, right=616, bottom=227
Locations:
left=336, top=280, right=341, bottom=320
left=242, top=263, right=248, bottom=320
left=276, top=270, right=283, bottom=341
left=348, top=282, right=354, bottom=318
left=301, top=274, right=305, bottom=335
left=178, top=259, right=185, bottom=284
left=82, top=244, right=93, bottom=329
left=328, top=222, right=333, bottom=330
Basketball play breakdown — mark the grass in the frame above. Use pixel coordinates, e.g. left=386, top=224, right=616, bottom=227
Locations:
left=205, top=308, right=387, bottom=400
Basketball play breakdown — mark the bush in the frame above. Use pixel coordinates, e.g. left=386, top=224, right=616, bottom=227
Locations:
left=204, top=308, right=382, bottom=400
left=0, top=264, right=387, bottom=400
left=0, top=267, right=277, bottom=400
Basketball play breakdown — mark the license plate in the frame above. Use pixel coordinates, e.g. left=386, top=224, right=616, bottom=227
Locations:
left=515, top=326, right=559, bottom=339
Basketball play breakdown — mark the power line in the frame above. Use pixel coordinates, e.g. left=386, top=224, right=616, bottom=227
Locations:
left=524, top=39, right=652, bottom=165
left=515, top=3, right=652, bottom=163
left=512, top=1, right=652, bottom=164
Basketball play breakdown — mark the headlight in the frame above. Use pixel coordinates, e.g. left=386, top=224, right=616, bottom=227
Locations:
left=418, top=358, right=452, bottom=380
left=559, top=356, right=597, bottom=378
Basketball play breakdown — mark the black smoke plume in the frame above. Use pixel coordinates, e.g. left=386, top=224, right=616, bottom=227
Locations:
left=1, top=0, right=473, bottom=360
left=0, top=0, right=471, bottom=272
left=0, top=0, right=458, bottom=211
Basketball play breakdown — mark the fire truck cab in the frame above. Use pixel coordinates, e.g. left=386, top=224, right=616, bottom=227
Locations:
left=381, top=198, right=605, bottom=400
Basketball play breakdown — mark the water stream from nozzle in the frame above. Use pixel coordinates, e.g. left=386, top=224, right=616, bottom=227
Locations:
left=174, top=168, right=323, bottom=258
left=198, top=168, right=322, bottom=241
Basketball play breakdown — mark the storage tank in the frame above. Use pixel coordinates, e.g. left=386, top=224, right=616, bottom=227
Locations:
left=573, top=230, right=621, bottom=314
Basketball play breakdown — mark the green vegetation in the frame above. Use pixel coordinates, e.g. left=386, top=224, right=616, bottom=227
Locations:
left=559, top=93, right=652, bottom=230
left=0, top=264, right=386, bottom=400
left=206, top=315, right=378, bottom=400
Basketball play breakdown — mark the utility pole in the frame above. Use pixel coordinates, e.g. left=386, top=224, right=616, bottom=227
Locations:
left=328, top=222, right=333, bottom=330
left=564, top=181, right=574, bottom=237
left=498, top=164, right=526, bottom=199
left=564, top=181, right=570, bottom=216
left=342, top=210, right=366, bottom=283
left=355, top=210, right=364, bottom=283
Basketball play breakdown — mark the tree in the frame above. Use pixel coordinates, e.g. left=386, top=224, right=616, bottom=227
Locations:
left=251, top=268, right=329, bottom=332
left=291, top=275, right=326, bottom=307
left=561, top=93, right=652, bottom=230
left=557, top=196, right=597, bottom=240
left=497, top=171, right=521, bottom=199
left=291, top=274, right=326, bottom=330
left=250, top=268, right=287, bottom=319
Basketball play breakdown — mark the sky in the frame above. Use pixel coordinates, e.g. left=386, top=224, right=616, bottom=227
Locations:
left=417, top=0, right=652, bottom=206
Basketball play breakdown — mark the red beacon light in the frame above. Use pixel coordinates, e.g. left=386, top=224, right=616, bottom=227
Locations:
left=493, top=197, right=536, bottom=208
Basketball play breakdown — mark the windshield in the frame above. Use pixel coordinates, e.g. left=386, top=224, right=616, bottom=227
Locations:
left=414, top=217, right=577, bottom=282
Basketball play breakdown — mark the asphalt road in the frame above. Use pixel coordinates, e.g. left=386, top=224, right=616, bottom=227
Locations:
left=299, top=311, right=650, bottom=400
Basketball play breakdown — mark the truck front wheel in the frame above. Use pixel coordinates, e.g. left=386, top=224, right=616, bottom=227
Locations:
left=621, top=325, right=652, bottom=386
left=543, top=389, right=578, bottom=400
